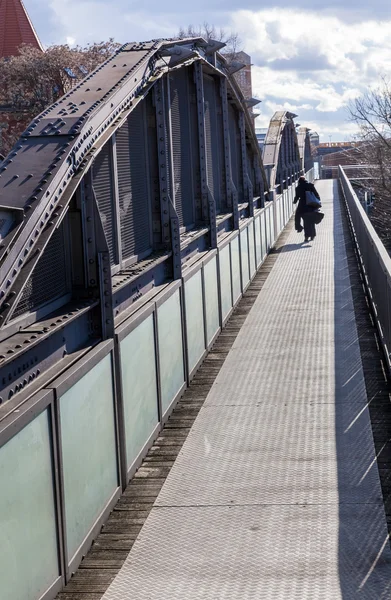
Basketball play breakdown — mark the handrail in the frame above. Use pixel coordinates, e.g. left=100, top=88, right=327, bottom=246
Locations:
left=339, top=165, right=391, bottom=371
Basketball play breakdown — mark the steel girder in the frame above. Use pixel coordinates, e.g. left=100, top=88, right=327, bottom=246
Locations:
left=0, top=37, right=268, bottom=330
left=297, top=127, right=314, bottom=174
left=263, top=110, right=301, bottom=191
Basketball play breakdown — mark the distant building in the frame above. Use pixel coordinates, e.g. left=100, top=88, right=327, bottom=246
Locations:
left=255, top=128, right=268, bottom=152
left=320, top=146, right=364, bottom=179
left=0, top=0, right=43, bottom=153
left=233, top=51, right=253, bottom=100
left=316, top=141, right=357, bottom=159
left=232, top=51, right=261, bottom=127
left=309, top=131, right=319, bottom=148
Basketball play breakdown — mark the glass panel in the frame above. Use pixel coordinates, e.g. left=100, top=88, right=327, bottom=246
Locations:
left=254, top=216, right=262, bottom=267
left=204, top=257, right=220, bottom=345
left=157, top=289, right=185, bottom=414
left=248, top=223, right=256, bottom=277
left=240, top=228, right=250, bottom=289
left=184, top=270, right=205, bottom=374
left=120, top=314, right=159, bottom=470
left=0, top=410, right=59, bottom=600
left=231, top=236, right=241, bottom=304
left=219, top=245, right=232, bottom=321
left=60, top=354, right=118, bottom=562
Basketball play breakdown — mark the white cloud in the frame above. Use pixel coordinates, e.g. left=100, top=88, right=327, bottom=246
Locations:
left=42, top=2, right=391, bottom=139
left=230, top=8, right=391, bottom=138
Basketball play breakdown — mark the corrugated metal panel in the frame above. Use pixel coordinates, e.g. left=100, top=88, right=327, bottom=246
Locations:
left=92, top=142, right=117, bottom=265
left=170, top=69, right=194, bottom=227
left=116, top=102, right=151, bottom=260
left=228, top=104, right=243, bottom=198
left=13, top=222, right=69, bottom=318
left=204, top=75, right=221, bottom=212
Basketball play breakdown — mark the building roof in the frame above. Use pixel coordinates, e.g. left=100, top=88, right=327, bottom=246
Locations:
left=0, top=0, right=43, bottom=58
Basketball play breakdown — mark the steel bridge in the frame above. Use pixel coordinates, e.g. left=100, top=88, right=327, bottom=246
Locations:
left=1, top=37, right=391, bottom=600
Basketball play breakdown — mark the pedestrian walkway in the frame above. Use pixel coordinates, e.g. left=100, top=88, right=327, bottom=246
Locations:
left=101, top=180, right=391, bottom=599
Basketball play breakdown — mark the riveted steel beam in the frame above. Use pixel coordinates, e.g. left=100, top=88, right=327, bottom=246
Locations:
left=153, top=79, right=171, bottom=249
left=239, top=111, right=253, bottom=216
left=194, top=62, right=209, bottom=222
left=220, top=77, right=237, bottom=226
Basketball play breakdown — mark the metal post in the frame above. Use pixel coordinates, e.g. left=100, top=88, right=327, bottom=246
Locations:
left=220, top=77, right=239, bottom=229
left=239, top=111, right=253, bottom=216
left=153, top=80, right=171, bottom=249
left=194, top=62, right=217, bottom=248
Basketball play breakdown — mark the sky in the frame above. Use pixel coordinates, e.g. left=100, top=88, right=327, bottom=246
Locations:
left=26, top=0, right=391, bottom=142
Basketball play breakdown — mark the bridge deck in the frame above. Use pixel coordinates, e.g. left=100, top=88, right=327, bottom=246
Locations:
left=99, top=180, right=391, bottom=599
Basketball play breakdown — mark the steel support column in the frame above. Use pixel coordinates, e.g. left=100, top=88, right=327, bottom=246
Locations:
left=194, top=62, right=217, bottom=248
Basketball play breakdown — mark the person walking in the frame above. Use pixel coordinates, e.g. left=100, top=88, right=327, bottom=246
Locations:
left=294, top=176, right=321, bottom=242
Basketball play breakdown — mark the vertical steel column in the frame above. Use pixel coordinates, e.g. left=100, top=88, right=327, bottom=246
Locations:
left=253, top=154, right=263, bottom=200
left=153, top=78, right=181, bottom=279
left=239, top=111, right=253, bottom=216
left=80, top=173, right=98, bottom=292
left=153, top=80, right=171, bottom=248
left=111, top=135, right=123, bottom=268
left=220, top=77, right=237, bottom=226
left=194, top=61, right=217, bottom=248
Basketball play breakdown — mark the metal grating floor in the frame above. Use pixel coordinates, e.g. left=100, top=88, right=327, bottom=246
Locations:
left=102, top=181, right=391, bottom=599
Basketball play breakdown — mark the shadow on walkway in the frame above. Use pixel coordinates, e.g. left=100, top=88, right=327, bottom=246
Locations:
left=334, top=178, right=391, bottom=598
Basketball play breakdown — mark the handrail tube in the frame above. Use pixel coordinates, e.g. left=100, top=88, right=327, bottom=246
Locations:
left=339, top=165, right=391, bottom=371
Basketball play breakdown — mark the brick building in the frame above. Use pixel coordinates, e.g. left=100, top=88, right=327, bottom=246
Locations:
left=0, top=0, right=43, bottom=155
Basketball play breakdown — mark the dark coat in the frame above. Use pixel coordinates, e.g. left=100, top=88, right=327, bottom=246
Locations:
left=294, top=180, right=320, bottom=214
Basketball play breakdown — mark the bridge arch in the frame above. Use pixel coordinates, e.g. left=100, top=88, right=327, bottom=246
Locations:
left=297, top=126, right=314, bottom=175
left=262, top=110, right=301, bottom=192
left=0, top=37, right=269, bottom=334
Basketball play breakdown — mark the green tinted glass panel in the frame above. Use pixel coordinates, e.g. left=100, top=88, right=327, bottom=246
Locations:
left=0, top=410, right=59, bottom=600
left=158, top=289, right=185, bottom=414
left=184, top=270, right=205, bottom=374
left=231, top=236, right=241, bottom=303
left=60, top=354, right=118, bottom=562
left=248, top=223, right=256, bottom=277
left=240, top=228, right=250, bottom=289
left=204, top=257, right=220, bottom=345
left=219, top=245, right=232, bottom=321
left=120, top=314, right=159, bottom=470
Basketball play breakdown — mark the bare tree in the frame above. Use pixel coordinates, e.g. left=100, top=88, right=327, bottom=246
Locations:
left=0, top=40, right=120, bottom=155
left=349, top=80, right=391, bottom=250
left=177, top=22, right=243, bottom=61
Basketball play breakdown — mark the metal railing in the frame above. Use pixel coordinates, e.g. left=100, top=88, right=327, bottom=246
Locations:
left=339, top=165, right=391, bottom=372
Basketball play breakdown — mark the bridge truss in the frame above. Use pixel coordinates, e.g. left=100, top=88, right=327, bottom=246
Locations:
left=0, top=37, right=314, bottom=600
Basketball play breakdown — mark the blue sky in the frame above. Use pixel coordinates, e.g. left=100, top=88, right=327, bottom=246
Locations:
left=26, top=0, right=391, bottom=141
